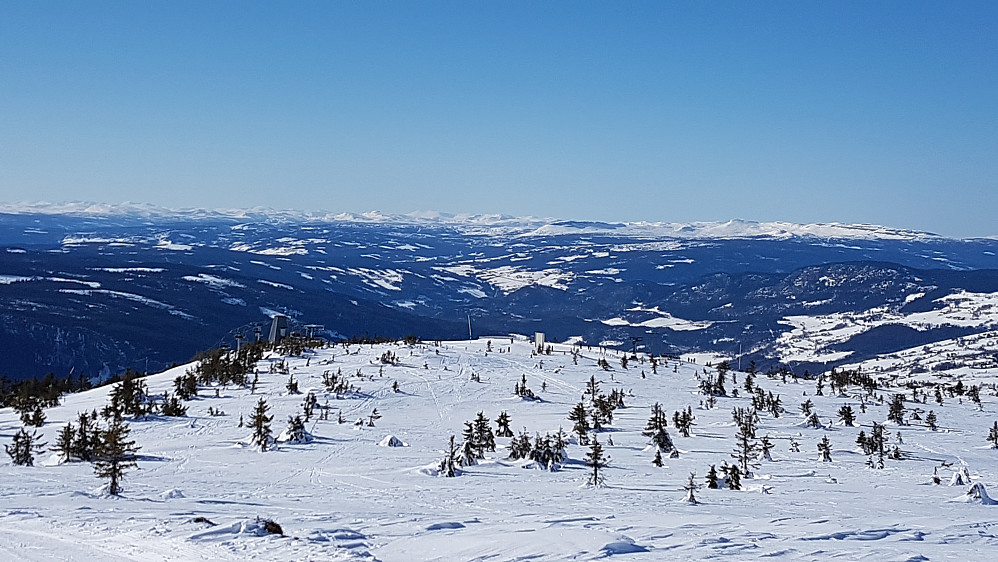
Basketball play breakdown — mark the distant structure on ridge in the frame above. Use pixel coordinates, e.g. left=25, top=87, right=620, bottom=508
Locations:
left=268, top=314, right=289, bottom=344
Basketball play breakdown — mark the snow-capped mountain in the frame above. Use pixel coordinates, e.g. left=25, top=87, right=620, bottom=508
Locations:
left=1, top=205, right=997, bottom=380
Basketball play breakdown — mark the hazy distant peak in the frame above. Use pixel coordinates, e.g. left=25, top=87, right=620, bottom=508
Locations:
left=0, top=201, right=947, bottom=241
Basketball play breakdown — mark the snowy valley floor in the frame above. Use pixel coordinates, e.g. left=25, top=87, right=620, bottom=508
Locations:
left=3, top=338, right=998, bottom=560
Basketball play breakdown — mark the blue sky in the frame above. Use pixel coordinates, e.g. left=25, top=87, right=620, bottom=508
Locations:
left=2, top=2, right=996, bottom=236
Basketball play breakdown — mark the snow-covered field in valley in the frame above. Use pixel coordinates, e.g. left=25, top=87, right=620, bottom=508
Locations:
left=3, top=338, right=998, bottom=560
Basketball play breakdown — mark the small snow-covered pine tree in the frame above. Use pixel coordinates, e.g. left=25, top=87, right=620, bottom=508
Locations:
left=727, top=464, right=742, bottom=490
left=52, top=422, right=74, bottom=463
left=249, top=398, right=274, bottom=451
left=495, top=411, right=514, bottom=437
left=509, top=430, right=532, bottom=460
left=652, top=449, right=663, bottom=467
left=731, top=422, right=758, bottom=476
left=705, top=465, right=719, bottom=489
left=94, top=418, right=139, bottom=495
left=888, top=394, right=906, bottom=425
left=5, top=427, right=45, bottom=466
left=760, top=435, right=774, bottom=462
left=818, top=436, right=832, bottom=462
left=800, top=399, right=813, bottom=417
left=568, top=402, right=590, bottom=445
left=837, top=404, right=855, bottom=426
left=683, top=472, right=699, bottom=504
left=585, top=435, right=608, bottom=488
left=459, top=438, right=478, bottom=467
left=285, top=415, right=308, bottom=443
left=161, top=392, right=187, bottom=417
left=473, top=412, right=496, bottom=454
left=440, top=435, right=459, bottom=477
left=24, top=403, right=46, bottom=427
left=71, top=411, right=100, bottom=462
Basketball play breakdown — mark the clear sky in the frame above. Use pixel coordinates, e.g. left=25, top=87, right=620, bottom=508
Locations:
left=2, top=2, right=996, bottom=236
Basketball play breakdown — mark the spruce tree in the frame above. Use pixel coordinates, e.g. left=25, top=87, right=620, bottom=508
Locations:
left=110, top=374, right=150, bottom=419
left=473, top=412, right=496, bottom=454
left=52, top=422, right=75, bottom=463
left=249, top=398, right=274, bottom=451
left=768, top=393, right=783, bottom=418
left=652, top=449, right=663, bottom=467
left=72, top=411, right=100, bottom=462
left=644, top=403, right=668, bottom=434
left=818, top=435, right=832, bottom=462
left=25, top=403, right=46, bottom=427
left=856, top=430, right=868, bottom=453
left=683, top=472, right=698, bottom=504
left=760, top=435, right=775, bottom=462
left=837, top=404, right=856, bottom=427
left=968, top=385, right=982, bottom=408
left=174, top=372, right=198, bottom=400
left=439, top=435, right=459, bottom=477
left=673, top=406, right=695, bottom=437
left=285, top=415, right=308, bottom=443
left=495, top=411, right=514, bottom=437
left=585, top=434, right=608, bottom=488
left=585, top=375, right=600, bottom=402
left=94, top=418, right=139, bottom=495
left=5, top=427, right=45, bottom=466
left=509, top=430, right=532, bottom=460
left=568, top=402, right=590, bottom=445
left=988, top=421, right=998, bottom=449
left=161, top=392, right=188, bottom=416
left=705, top=465, right=719, bottom=489
left=459, top=437, right=478, bottom=467
left=732, top=421, right=758, bottom=475
left=552, top=428, right=568, bottom=464
left=644, top=403, right=675, bottom=454
left=888, top=393, right=906, bottom=425
left=926, top=410, right=938, bottom=431
left=461, top=421, right=477, bottom=461
left=869, top=422, right=886, bottom=456
left=302, top=392, right=317, bottom=421
left=727, top=464, right=742, bottom=490
left=800, top=399, right=813, bottom=417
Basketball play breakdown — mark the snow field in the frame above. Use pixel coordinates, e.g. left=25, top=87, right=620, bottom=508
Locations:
left=3, top=338, right=998, bottom=560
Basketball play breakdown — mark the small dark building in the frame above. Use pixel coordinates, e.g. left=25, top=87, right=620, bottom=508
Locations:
left=268, top=314, right=289, bottom=344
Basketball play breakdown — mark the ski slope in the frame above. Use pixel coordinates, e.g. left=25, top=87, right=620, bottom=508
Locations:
left=3, top=338, right=998, bottom=560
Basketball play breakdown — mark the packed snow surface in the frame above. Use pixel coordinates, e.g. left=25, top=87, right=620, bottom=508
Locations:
left=3, top=338, right=998, bottom=560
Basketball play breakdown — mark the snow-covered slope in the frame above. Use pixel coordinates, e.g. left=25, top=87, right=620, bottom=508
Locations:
left=4, top=338, right=998, bottom=560
left=774, top=290, right=998, bottom=364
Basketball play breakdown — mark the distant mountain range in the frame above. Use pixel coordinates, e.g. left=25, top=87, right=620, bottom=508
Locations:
left=1, top=203, right=996, bottom=380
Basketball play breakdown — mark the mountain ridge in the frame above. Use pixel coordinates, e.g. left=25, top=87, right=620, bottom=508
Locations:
left=0, top=201, right=963, bottom=241
left=1, top=207, right=996, bottom=381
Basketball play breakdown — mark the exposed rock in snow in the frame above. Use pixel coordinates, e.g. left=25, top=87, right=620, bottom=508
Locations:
left=952, top=483, right=997, bottom=505
left=378, top=435, right=407, bottom=447
left=159, top=489, right=185, bottom=500
left=949, top=467, right=972, bottom=486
